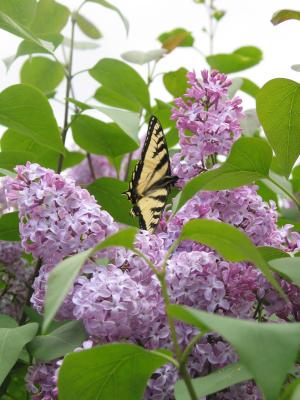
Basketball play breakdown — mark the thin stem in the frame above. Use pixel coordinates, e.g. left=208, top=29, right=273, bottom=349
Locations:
left=159, top=275, right=198, bottom=400
left=161, top=238, right=180, bottom=273
left=133, top=249, right=160, bottom=276
left=208, top=0, right=215, bottom=55
left=181, top=331, right=204, bottom=366
left=72, top=68, right=90, bottom=78
left=87, top=153, right=96, bottom=181
left=267, top=176, right=300, bottom=210
left=57, top=17, right=76, bottom=174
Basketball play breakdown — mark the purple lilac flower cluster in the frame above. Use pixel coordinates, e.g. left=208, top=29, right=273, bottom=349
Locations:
left=0, top=241, right=34, bottom=319
left=21, top=69, right=300, bottom=400
left=171, top=69, right=243, bottom=187
left=6, top=162, right=118, bottom=318
left=66, top=154, right=116, bottom=186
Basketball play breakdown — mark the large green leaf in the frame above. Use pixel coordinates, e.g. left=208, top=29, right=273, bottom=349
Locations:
left=270, top=257, right=300, bottom=288
left=30, top=0, right=70, bottom=34
left=0, top=314, right=18, bottom=328
left=69, top=99, right=140, bottom=141
left=207, top=46, right=263, bottom=73
left=180, top=219, right=283, bottom=296
left=28, top=321, right=87, bottom=361
left=20, top=57, right=65, bottom=95
left=0, top=0, right=36, bottom=27
left=0, top=84, right=63, bottom=153
left=0, top=212, right=20, bottom=241
left=280, top=378, right=300, bottom=400
left=169, top=305, right=300, bottom=400
left=175, top=363, right=252, bottom=399
left=271, top=9, right=300, bottom=25
left=163, top=67, right=188, bottom=97
left=87, top=178, right=138, bottom=226
left=43, top=228, right=137, bottom=332
left=0, top=151, right=35, bottom=171
left=0, top=323, right=38, bottom=385
left=75, top=13, right=102, bottom=39
left=85, top=0, right=129, bottom=35
left=0, top=11, right=54, bottom=53
left=256, top=78, right=300, bottom=177
left=175, top=137, right=272, bottom=212
left=72, top=115, right=137, bottom=158
left=1, top=129, right=82, bottom=170
left=89, top=58, right=150, bottom=111
left=58, top=343, right=169, bottom=400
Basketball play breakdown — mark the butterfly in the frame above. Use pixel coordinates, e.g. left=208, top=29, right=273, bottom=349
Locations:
left=123, top=115, right=178, bottom=233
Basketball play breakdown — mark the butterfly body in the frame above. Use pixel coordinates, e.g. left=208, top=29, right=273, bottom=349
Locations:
left=123, top=116, right=178, bottom=233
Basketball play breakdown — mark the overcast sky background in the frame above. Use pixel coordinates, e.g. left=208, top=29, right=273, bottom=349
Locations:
left=0, top=0, right=300, bottom=130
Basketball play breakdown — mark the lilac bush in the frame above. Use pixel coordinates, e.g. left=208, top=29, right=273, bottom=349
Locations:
left=20, top=69, right=300, bottom=399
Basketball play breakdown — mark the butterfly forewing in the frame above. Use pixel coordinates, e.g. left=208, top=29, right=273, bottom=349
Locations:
left=135, top=118, right=171, bottom=195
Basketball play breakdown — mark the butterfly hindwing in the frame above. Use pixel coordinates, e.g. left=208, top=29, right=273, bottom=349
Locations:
left=125, top=116, right=178, bottom=233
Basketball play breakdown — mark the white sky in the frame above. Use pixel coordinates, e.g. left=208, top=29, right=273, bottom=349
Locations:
left=0, top=0, right=300, bottom=129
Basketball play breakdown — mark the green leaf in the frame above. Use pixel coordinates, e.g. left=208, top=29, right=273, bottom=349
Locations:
left=43, top=228, right=137, bottom=331
left=95, top=106, right=140, bottom=141
left=0, top=323, right=38, bottom=385
left=258, top=246, right=289, bottom=262
left=20, top=57, right=65, bottom=95
left=0, top=0, right=36, bottom=27
left=4, top=364, right=28, bottom=400
left=58, top=343, right=169, bottom=400
left=75, top=13, right=102, bottom=39
left=94, top=86, right=138, bottom=112
left=28, top=321, right=87, bottom=361
left=175, top=363, right=252, bottom=399
left=121, top=49, right=165, bottom=65
left=158, top=28, right=194, bottom=51
left=85, top=0, right=128, bottom=35
left=151, top=99, right=175, bottom=129
left=271, top=9, right=300, bottom=25
left=71, top=115, right=138, bottom=158
left=179, top=219, right=283, bottom=296
left=175, top=137, right=272, bottom=212
left=163, top=67, right=188, bottom=97
left=17, top=33, right=63, bottom=57
left=0, top=151, right=36, bottom=171
left=0, top=314, right=18, bottom=328
left=87, top=178, right=138, bottom=227
left=30, top=0, right=70, bottom=35
left=270, top=258, right=300, bottom=288
left=0, top=11, right=54, bottom=53
left=89, top=58, right=150, bottom=112
left=256, top=78, right=300, bottom=177
left=207, top=46, right=263, bottom=73
left=0, top=84, right=63, bottom=153
left=169, top=305, right=300, bottom=400
left=0, top=212, right=20, bottom=241
left=280, top=378, right=300, bottom=400
left=240, top=78, right=260, bottom=98
left=43, top=249, right=92, bottom=333
left=68, top=99, right=140, bottom=139
left=1, top=130, right=79, bottom=170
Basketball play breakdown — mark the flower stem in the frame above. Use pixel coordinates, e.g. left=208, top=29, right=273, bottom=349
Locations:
left=57, top=16, right=76, bottom=174
left=159, top=273, right=198, bottom=400
left=267, top=176, right=300, bottom=210
left=181, top=331, right=204, bottom=366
